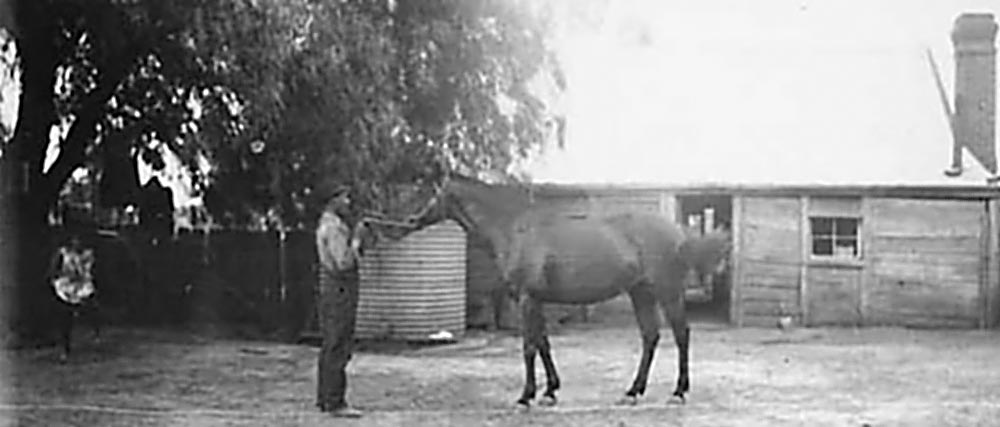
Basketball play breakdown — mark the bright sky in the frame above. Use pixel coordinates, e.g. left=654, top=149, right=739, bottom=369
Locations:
left=526, top=0, right=999, bottom=186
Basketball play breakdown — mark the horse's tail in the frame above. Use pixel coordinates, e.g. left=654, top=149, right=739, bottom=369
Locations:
left=677, top=238, right=701, bottom=276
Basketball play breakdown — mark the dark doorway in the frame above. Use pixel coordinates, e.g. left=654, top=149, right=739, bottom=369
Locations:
left=676, top=194, right=733, bottom=324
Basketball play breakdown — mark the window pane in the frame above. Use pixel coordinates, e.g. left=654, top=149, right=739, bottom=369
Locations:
left=834, top=218, right=858, bottom=238
left=811, top=216, right=861, bottom=258
left=813, top=237, right=833, bottom=255
left=811, top=218, right=833, bottom=236
left=834, top=238, right=858, bottom=257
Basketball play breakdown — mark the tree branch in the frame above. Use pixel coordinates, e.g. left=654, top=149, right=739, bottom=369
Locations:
left=41, top=48, right=141, bottom=206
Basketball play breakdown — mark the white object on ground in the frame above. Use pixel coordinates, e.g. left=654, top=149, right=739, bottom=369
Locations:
left=429, top=330, right=454, bottom=341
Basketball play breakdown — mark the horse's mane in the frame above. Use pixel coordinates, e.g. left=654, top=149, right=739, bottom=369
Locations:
left=449, top=172, right=531, bottom=201
left=448, top=173, right=532, bottom=207
left=450, top=172, right=532, bottom=192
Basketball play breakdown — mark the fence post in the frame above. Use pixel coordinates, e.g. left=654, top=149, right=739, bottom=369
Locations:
left=278, top=229, right=287, bottom=305
left=274, top=228, right=290, bottom=337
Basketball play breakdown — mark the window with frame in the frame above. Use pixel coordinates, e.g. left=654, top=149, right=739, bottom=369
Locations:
left=810, top=217, right=860, bottom=258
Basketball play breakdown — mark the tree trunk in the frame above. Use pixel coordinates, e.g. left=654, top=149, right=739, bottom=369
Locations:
left=1, top=0, right=136, bottom=342
left=0, top=1, right=62, bottom=342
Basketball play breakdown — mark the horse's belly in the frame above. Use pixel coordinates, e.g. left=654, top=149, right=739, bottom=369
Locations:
left=532, top=258, right=639, bottom=304
left=515, top=220, right=647, bottom=304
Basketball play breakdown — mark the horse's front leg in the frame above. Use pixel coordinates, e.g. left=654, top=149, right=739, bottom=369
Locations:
left=517, top=294, right=563, bottom=409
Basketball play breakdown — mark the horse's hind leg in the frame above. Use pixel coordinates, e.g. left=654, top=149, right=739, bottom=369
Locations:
left=619, top=284, right=661, bottom=405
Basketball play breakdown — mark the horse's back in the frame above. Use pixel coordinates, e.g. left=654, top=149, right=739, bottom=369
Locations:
left=511, top=212, right=686, bottom=304
left=602, top=213, right=688, bottom=296
left=603, top=212, right=685, bottom=260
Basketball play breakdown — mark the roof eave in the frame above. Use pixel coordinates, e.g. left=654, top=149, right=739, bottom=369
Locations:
left=533, top=182, right=1000, bottom=200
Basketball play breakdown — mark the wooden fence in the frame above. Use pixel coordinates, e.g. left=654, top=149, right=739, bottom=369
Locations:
left=1, top=227, right=318, bottom=346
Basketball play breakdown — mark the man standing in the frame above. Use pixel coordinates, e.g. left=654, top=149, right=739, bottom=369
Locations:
left=314, top=187, right=363, bottom=418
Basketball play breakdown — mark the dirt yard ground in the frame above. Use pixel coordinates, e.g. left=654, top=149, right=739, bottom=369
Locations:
left=2, top=322, right=999, bottom=427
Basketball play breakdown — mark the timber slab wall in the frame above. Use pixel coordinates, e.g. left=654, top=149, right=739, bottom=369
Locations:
left=527, top=184, right=1000, bottom=329
left=732, top=195, right=999, bottom=329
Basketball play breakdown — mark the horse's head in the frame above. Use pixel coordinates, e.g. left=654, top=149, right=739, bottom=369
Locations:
left=408, top=177, right=477, bottom=232
left=409, top=173, right=531, bottom=232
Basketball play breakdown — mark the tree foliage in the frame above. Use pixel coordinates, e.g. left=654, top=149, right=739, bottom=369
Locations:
left=0, top=0, right=562, bottom=230
left=201, top=0, right=563, bottom=227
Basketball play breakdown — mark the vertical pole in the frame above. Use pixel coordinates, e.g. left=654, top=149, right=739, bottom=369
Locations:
left=279, top=229, right=287, bottom=304
left=730, top=195, right=744, bottom=327
left=984, top=199, right=999, bottom=328
left=860, top=197, right=875, bottom=326
left=798, top=196, right=809, bottom=326
left=201, top=225, right=210, bottom=266
left=658, top=192, right=676, bottom=222
left=276, top=228, right=287, bottom=334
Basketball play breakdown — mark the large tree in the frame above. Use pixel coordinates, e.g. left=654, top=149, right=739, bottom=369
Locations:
left=2, top=1, right=562, bottom=410
left=204, top=0, right=565, bottom=227
left=0, top=0, right=561, bottom=268
left=3, top=0, right=559, bottom=227
left=0, top=0, right=563, bottom=365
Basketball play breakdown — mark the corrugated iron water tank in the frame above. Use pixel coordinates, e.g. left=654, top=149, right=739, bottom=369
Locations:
left=356, top=220, right=467, bottom=341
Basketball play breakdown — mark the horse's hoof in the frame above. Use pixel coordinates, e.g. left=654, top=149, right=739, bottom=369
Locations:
left=616, top=395, right=638, bottom=406
left=539, top=395, right=557, bottom=407
left=515, top=401, right=531, bottom=413
left=667, top=394, right=686, bottom=405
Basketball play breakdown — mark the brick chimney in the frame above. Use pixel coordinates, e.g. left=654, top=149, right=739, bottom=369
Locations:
left=949, top=13, right=998, bottom=178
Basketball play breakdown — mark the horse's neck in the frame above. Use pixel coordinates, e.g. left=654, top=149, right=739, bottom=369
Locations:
left=453, top=185, right=528, bottom=265
left=467, top=205, right=519, bottom=261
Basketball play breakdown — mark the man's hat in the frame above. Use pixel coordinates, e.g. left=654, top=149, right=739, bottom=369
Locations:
left=315, top=183, right=351, bottom=202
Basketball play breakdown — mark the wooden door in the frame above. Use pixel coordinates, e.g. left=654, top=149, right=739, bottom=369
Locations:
left=736, top=197, right=802, bottom=326
left=865, top=199, right=985, bottom=327
left=807, top=266, right=862, bottom=325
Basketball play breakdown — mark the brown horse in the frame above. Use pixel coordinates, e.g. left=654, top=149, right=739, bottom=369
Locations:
left=413, top=175, right=700, bottom=408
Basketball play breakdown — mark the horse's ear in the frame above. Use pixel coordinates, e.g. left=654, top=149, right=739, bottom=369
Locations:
left=406, top=180, right=446, bottom=225
left=430, top=174, right=450, bottom=207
